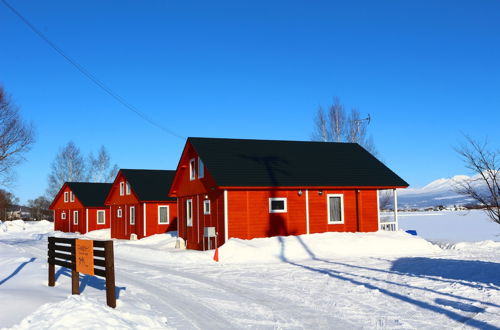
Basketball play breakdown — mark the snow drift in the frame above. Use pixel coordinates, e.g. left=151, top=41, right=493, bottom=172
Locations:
left=218, top=231, right=441, bottom=264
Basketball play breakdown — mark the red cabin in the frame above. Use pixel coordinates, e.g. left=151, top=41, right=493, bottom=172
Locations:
left=49, top=182, right=112, bottom=234
left=105, top=169, right=177, bottom=240
left=169, top=137, right=409, bottom=250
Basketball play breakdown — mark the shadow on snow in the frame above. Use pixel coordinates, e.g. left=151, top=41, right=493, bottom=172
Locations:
left=55, top=267, right=126, bottom=299
left=277, top=236, right=499, bottom=330
left=0, top=257, right=36, bottom=285
left=391, top=257, right=500, bottom=288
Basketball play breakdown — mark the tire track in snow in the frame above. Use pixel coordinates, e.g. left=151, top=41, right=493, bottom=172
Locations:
left=120, top=258, right=356, bottom=329
left=117, top=265, right=236, bottom=329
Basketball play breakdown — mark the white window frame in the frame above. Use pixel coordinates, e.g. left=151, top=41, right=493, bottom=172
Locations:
left=97, top=210, right=106, bottom=224
left=186, top=199, right=193, bottom=227
left=117, top=208, right=122, bottom=218
left=61, top=212, right=66, bottom=220
left=70, top=192, right=74, bottom=202
left=269, top=197, right=287, bottom=213
left=158, top=205, right=169, bottom=224
left=198, top=157, right=204, bottom=179
left=73, top=211, right=79, bottom=225
left=189, top=158, right=196, bottom=181
left=64, top=192, right=68, bottom=202
left=120, top=182, right=125, bottom=196
left=130, top=206, right=135, bottom=225
left=126, top=182, right=131, bottom=195
left=327, top=194, right=345, bottom=224
left=203, top=199, right=210, bottom=215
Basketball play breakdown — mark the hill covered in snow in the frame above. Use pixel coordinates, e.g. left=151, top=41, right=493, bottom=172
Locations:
left=397, top=175, right=481, bottom=209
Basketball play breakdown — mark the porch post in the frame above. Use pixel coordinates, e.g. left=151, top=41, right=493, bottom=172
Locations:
left=376, top=190, right=380, bottom=231
left=393, top=189, right=398, bottom=230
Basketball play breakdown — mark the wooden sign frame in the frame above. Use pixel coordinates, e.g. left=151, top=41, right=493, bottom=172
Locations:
left=47, top=237, right=116, bottom=308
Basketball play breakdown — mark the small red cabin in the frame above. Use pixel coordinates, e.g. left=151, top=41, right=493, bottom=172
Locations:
left=105, top=169, right=177, bottom=240
left=169, top=137, right=409, bottom=250
left=49, top=182, right=112, bottom=234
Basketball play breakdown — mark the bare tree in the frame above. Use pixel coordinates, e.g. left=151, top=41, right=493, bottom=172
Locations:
left=27, top=196, right=51, bottom=221
left=328, top=98, right=346, bottom=142
left=454, top=136, right=500, bottom=225
left=311, top=106, right=329, bottom=142
left=0, top=87, right=35, bottom=186
left=312, top=98, right=377, bottom=155
left=87, top=146, right=119, bottom=183
left=46, top=141, right=86, bottom=198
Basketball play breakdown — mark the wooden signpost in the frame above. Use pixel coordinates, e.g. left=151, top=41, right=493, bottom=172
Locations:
left=48, top=237, right=116, bottom=308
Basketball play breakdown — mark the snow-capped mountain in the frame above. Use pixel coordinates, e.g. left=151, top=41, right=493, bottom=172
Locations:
left=397, top=175, right=479, bottom=209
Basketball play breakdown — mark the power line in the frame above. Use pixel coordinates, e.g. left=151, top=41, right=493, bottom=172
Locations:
left=1, top=0, right=185, bottom=140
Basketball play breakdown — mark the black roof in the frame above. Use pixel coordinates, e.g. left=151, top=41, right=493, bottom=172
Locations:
left=120, top=169, right=176, bottom=201
left=188, top=137, right=409, bottom=187
left=66, top=182, right=113, bottom=207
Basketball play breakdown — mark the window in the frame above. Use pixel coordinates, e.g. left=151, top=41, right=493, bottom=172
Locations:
left=186, top=199, right=193, bottom=226
left=189, top=158, right=196, bottom=180
left=73, top=211, right=79, bottom=225
left=97, top=210, right=105, bottom=224
left=64, top=192, right=68, bottom=202
left=158, top=206, right=169, bottom=224
left=126, top=182, right=131, bottom=195
left=130, top=206, right=135, bottom=225
left=269, top=198, right=287, bottom=213
left=198, top=157, right=204, bottom=179
left=70, top=192, right=74, bottom=202
left=327, top=194, right=344, bottom=224
left=61, top=212, right=66, bottom=220
left=203, top=200, right=210, bottom=215
left=120, top=182, right=125, bottom=196
left=117, top=208, right=122, bottom=218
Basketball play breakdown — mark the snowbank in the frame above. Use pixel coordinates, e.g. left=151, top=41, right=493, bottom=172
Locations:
left=218, top=231, right=441, bottom=264
left=10, top=296, right=169, bottom=330
left=441, top=240, right=500, bottom=252
left=0, top=220, right=53, bottom=234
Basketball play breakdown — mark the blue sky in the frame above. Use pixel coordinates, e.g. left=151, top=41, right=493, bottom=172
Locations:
left=1, top=1, right=499, bottom=203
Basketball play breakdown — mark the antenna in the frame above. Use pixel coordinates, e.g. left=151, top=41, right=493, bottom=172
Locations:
left=353, top=114, right=371, bottom=138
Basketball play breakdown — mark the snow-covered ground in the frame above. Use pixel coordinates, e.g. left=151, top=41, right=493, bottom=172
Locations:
left=398, top=210, right=500, bottom=243
left=1, top=212, right=499, bottom=329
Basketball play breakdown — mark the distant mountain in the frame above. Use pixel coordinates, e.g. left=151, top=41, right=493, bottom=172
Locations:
left=397, top=175, right=481, bottom=209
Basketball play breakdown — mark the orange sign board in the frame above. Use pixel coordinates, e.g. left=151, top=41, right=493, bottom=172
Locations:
left=75, top=239, right=94, bottom=275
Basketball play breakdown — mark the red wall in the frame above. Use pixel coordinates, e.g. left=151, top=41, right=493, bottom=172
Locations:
left=50, top=185, right=110, bottom=234
left=177, top=188, right=380, bottom=250
left=171, top=142, right=380, bottom=250
left=177, top=191, right=225, bottom=250
left=106, top=172, right=177, bottom=239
